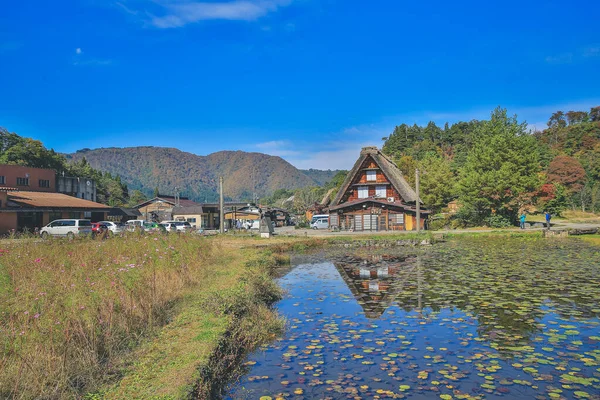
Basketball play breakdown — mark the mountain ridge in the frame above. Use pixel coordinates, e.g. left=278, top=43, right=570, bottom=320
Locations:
left=66, top=146, right=337, bottom=202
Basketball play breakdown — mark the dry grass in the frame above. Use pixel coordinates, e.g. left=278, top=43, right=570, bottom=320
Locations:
left=0, top=233, right=217, bottom=398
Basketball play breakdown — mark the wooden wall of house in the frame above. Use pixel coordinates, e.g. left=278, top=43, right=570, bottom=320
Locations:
left=332, top=208, right=425, bottom=231
left=331, top=209, right=406, bottom=231
left=0, top=212, right=17, bottom=234
left=346, top=186, right=401, bottom=203
left=342, top=156, right=402, bottom=203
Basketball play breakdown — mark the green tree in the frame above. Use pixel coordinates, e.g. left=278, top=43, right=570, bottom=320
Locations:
left=457, top=108, right=541, bottom=223
left=418, top=155, right=456, bottom=213
left=127, top=190, right=147, bottom=207
left=543, top=184, right=568, bottom=216
left=395, top=155, right=418, bottom=187
left=0, top=128, right=65, bottom=170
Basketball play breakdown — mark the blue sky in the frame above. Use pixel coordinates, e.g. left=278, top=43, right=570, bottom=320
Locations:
left=1, top=0, right=599, bottom=169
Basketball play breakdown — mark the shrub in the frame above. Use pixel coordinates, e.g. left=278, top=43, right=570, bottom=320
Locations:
left=484, top=214, right=513, bottom=228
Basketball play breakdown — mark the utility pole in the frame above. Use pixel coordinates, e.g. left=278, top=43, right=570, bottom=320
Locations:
left=219, top=176, right=225, bottom=233
left=415, top=168, right=420, bottom=233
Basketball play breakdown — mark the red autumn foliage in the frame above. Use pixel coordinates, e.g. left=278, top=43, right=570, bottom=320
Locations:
left=547, top=155, right=586, bottom=192
left=537, top=183, right=556, bottom=202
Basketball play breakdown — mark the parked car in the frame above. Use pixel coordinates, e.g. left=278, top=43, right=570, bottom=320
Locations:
left=160, top=222, right=178, bottom=232
left=99, top=221, right=124, bottom=235
left=162, top=221, right=193, bottom=232
left=310, top=214, right=329, bottom=225
left=40, top=219, right=93, bottom=239
left=143, top=222, right=166, bottom=233
left=91, top=222, right=110, bottom=235
left=126, top=220, right=145, bottom=232
left=311, top=217, right=329, bottom=230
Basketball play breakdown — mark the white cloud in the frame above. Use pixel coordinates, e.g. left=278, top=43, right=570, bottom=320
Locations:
left=139, top=0, right=293, bottom=29
left=249, top=99, right=600, bottom=170
left=545, top=53, right=573, bottom=64
left=252, top=128, right=386, bottom=170
left=545, top=44, right=600, bottom=64
left=583, top=46, right=600, bottom=58
left=73, top=59, right=113, bottom=66
left=72, top=48, right=113, bottom=66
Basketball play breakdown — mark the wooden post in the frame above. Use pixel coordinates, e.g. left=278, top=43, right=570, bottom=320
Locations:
left=219, top=176, right=224, bottom=233
left=415, top=168, right=420, bottom=232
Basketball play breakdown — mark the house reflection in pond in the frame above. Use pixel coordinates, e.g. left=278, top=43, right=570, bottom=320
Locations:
left=333, top=254, right=417, bottom=319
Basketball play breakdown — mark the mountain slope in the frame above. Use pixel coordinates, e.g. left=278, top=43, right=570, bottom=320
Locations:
left=66, top=147, right=319, bottom=202
left=300, top=169, right=344, bottom=186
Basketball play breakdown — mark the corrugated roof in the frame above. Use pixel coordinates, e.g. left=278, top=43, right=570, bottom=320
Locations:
left=108, top=207, right=142, bottom=216
left=8, top=191, right=110, bottom=209
left=134, top=196, right=201, bottom=209
left=172, top=206, right=204, bottom=215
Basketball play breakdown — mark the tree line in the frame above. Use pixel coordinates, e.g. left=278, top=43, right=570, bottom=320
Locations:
left=381, top=106, right=600, bottom=227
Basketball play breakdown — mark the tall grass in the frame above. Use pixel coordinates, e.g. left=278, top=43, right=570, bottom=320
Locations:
left=0, top=233, right=215, bottom=399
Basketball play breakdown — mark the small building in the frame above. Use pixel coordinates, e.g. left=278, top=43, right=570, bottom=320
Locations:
left=107, top=207, right=142, bottom=224
left=328, top=146, right=429, bottom=231
left=224, top=205, right=261, bottom=229
left=57, top=175, right=97, bottom=202
left=172, top=205, right=219, bottom=229
left=0, top=165, right=56, bottom=192
left=263, top=207, right=290, bottom=227
left=134, top=195, right=201, bottom=222
left=0, top=189, right=109, bottom=233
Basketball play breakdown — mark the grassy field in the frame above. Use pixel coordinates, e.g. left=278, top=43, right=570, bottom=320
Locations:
left=1, top=230, right=598, bottom=399
left=0, top=234, right=285, bottom=399
left=526, top=210, right=600, bottom=223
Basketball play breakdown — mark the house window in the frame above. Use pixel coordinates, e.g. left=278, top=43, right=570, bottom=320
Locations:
left=0, top=176, right=5, bottom=184
left=69, top=212, right=80, bottom=219
left=39, top=179, right=50, bottom=188
left=366, top=170, right=377, bottom=181
left=49, top=212, right=62, bottom=222
left=358, top=186, right=369, bottom=199
left=375, top=186, right=387, bottom=198
left=187, top=218, right=197, bottom=223
left=17, top=177, right=29, bottom=186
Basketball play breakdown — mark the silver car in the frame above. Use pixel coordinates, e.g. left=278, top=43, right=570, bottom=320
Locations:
left=40, top=219, right=93, bottom=239
left=99, top=221, right=125, bottom=235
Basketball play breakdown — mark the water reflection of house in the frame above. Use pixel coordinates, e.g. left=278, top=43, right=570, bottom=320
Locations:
left=334, top=254, right=416, bottom=319
left=329, top=147, right=429, bottom=231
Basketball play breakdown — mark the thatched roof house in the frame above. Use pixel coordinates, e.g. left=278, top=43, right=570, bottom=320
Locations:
left=329, top=146, right=428, bottom=231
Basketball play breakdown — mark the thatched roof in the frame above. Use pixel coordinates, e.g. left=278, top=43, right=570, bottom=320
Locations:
left=320, top=188, right=336, bottom=206
left=330, top=146, right=419, bottom=207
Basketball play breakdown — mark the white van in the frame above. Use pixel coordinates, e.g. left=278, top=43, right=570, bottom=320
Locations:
left=40, top=219, right=93, bottom=238
left=126, top=220, right=145, bottom=231
left=311, top=217, right=329, bottom=230
left=310, top=214, right=329, bottom=225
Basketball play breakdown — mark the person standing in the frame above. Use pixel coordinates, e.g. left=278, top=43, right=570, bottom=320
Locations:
left=545, top=212, right=551, bottom=230
left=519, top=212, right=526, bottom=229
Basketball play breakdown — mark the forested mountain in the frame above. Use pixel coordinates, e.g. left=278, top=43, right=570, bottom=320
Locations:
left=66, top=147, right=321, bottom=202
left=381, top=106, right=600, bottom=227
left=300, top=169, right=344, bottom=186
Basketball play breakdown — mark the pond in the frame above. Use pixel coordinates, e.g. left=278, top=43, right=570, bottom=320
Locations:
left=226, top=237, right=600, bottom=399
